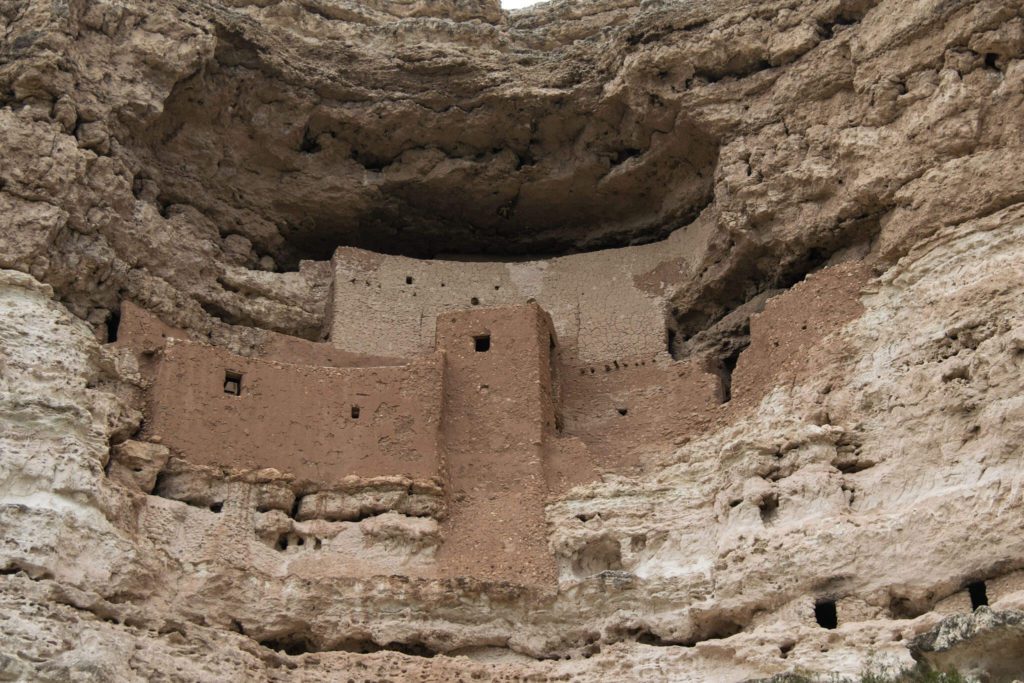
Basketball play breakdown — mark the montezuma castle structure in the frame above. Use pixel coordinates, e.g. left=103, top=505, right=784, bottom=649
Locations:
left=120, top=231, right=736, bottom=584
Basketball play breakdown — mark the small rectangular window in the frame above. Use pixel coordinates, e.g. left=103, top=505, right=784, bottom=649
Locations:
left=224, top=370, right=243, bottom=396
left=351, top=405, right=360, bottom=419
left=474, top=335, right=491, bottom=352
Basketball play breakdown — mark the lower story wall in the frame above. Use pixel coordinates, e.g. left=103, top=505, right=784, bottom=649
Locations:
left=146, top=340, right=443, bottom=482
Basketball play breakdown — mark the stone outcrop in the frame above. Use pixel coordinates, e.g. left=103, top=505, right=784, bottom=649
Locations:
left=2, top=0, right=1024, bottom=680
left=911, top=609, right=1024, bottom=682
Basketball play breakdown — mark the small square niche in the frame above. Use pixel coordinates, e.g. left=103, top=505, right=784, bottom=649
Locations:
left=474, top=335, right=491, bottom=352
left=224, top=370, right=243, bottom=396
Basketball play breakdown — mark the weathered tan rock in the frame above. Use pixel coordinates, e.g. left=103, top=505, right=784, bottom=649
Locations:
left=2, top=0, right=1024, bottom=680
left=107, top=439, right=170, bottom=493
left=911, top=609, right=1024, bottom=682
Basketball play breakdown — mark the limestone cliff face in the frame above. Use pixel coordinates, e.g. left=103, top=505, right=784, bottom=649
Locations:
left=2, top=0, right=1024, bottom=680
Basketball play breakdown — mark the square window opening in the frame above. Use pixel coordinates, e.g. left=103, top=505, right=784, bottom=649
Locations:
left=474, top=335, right=491, bottom=352
left=224, top=371, right=243, bottom=396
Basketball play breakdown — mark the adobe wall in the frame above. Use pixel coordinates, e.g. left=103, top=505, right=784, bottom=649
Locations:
left=145, top=340, right=444, bottom=481
left=558, top=354, right=722, bottom=473
left=433, top=303, right=559, bottom=584
left=329, top=216, right=712, bottom=364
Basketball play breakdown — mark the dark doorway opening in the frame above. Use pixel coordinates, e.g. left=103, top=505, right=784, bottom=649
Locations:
left=815, top=600, right=837, bottom=629
left=106, top=310, right=121, bottom=343
left=968, top=581, right=988, bottom=610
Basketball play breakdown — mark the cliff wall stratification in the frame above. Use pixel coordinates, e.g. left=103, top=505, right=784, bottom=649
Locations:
left=2, top=0, right=1024, bottom=680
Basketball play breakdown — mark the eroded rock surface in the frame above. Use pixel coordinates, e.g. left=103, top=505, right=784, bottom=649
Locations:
left=2, top=0, right=1024, bottom=680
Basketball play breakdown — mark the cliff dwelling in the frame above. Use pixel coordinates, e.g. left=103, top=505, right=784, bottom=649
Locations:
left=3, top=0, right=1024, bottom=681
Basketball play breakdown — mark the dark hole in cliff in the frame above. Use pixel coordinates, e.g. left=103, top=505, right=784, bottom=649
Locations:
left=471, top=297, right=480, bottom=306
left=759, top=493, right=778, bottom=524
left=815, top=600, right=838, bottom=629
left=406, top=275, right=414, bottom=284
left=984, top=52, right=999, bottom=70
left=715, top=342, right=747, bottom=403
left=968, top=581, right=988, bottom=610
left=617, top=407, right=628, bottom=416
left=209, top=502, right=223, bottom=513
left=298, top=127, right=321, bottom=154
left=224, top=370, right=243, bottom=396
left=475, top=335, right=491, bottom=352
left=636, top=630, right=680, bottom=647
left=260, top=635, right=314, bottom=656
left=382, top=641, right=437, bottom=658
left=351, top=405, right=360, bottom=419
left=106, top=310, right=121, bottom=343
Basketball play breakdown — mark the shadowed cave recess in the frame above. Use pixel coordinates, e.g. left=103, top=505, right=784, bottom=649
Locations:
left=134, top=28, right=719, bottom=264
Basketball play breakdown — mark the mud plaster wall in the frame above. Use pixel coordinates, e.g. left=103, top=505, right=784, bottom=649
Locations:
left=728, top=261, right=872, bottom=407
left=329, top=217, right=713, bottom=363
left=434, top=304, right=559, bottom=584
left=559, top=355, right=722, bottom=470
left=146, top=340, right=444, bottom=481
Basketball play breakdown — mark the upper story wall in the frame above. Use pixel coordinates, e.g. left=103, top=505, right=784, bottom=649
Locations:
left=328, top=217, right=711, bottom=364
left=437, top=303, right=558, bottom=452
left=146, top=340, right=443, bottom=482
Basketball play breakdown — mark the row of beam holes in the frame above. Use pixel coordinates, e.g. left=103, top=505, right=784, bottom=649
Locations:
left=403, top=274, right=500, bottom=307
left=351, top=279, right=383, bottom=290
left=276, top=533, right=323, bottom=551
left=578, top=358, right=657, bottom=375
left=813, top=581, right=989, bottom=630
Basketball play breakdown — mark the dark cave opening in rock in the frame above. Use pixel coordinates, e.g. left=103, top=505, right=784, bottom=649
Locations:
left=815, top=600, right=838, bottom=629
left=106, top=310, right=121, bottom=343
left=968, top=581, right=989, bottom=610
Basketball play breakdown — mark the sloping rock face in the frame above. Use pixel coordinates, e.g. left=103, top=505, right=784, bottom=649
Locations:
left=2, top=0, right=1024, bottom=680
